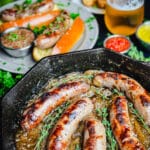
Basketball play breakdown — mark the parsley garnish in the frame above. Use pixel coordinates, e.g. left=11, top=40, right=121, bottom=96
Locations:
left=70, top=13, right=80, bottom=20
left=24, top=0, right=32, bottom=5
left=7, top=32, right=19, bottom=41
left=33, top=26, right=47, bottom=35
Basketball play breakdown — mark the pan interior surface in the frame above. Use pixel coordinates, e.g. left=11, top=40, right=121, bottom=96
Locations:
left=2, top=48, right=150, bottom=150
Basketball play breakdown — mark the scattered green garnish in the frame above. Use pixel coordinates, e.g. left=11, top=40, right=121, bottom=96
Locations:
left=33, top=25, right=47, bottom=35
left=56, top=2, right=70, bottom=8
left=85, top=17, right=95, bottom=30
left=0, top=70, right=22, bottom=98
left=2, top=62, right=7, bottom=65
left=128, top=102, right=150, bottom=134
left=96, top=108, right=118, bottom=150
left=17, top=67, right=22, bottom=71
left=34, top=102, right=70, bottom=150
left=112, top=88, right=124, bottom=96
left=56, top=16, right=64, bottom=23
left=85, top=17, right=95, bottom=23
left=94, top=87, right=110, bottom=100
left=7, top=32, right=19, bottom=41
left=70, top=13, right=80, bottom=20
left=24, top=0, right=32, bottom=5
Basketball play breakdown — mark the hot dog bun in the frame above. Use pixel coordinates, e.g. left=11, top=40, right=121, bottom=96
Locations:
left=33, top=17, right=85, bottom=61
left=51, top=17, right=85, bottom=55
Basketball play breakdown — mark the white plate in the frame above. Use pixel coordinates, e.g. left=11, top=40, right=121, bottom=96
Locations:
left=0, top=0, right=99, bottom=74
left=73, top=0, right=105, bottom=14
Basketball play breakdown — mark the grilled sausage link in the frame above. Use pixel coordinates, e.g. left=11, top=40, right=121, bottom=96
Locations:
left=110, top=96, right=145, bottom=150
left=47, top=98, right=93, bottom=150
left=21, top=81, right=90, bottom=130
left=1, top=0, right=54, bottom=21
left=83, top=116, right=106, bottom=150
left=35, top=11, right=72, bottom=49
left=93, top=72, right=150, bottom=125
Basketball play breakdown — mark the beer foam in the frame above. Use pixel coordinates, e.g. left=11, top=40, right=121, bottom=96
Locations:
left=107, top=0, right=144, bottom=10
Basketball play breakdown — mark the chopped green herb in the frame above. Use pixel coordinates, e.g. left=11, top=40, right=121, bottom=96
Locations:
left=128, top=102, right=150, bottom=134
left=94, top=88, right=110, bottom=100
left=17, top=67, right=22, bottom=71
left=2, top=62, right=7, bottom=65
left=7, top=32, right=19, bottom=41
left=89, top=38, right=94, bottom=41
left=70, top=13, right=80, bottom=20
left=112, top=89, right=124, bottom=96
left=88, top=24, right=94, bottom=30
left=85, top=17, right=95, bottom=23
left=56, top=16, right=64, bottom=23
left=56, top=2, right=65, bottom=7
left=24, top=0, right=32, bottom=5
left=33, top=26, right=47, bottom=35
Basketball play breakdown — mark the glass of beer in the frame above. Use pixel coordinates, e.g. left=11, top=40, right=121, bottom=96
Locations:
left=104, top=0, right=144, bottom=35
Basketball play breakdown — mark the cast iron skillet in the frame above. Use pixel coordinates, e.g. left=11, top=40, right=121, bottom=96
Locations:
left=1, top=48, right=150, bottom=150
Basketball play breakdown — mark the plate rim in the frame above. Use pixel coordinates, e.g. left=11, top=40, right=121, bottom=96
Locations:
left=73, top=0, right=105, bottom=14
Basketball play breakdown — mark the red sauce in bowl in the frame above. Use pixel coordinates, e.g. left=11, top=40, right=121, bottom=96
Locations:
left=104, top=36, right=131, bottom=53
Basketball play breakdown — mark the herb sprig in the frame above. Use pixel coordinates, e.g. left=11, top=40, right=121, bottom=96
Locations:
left=96, top=108, right=118, bottom=150
left=128, top=45, right=150, bottom=62
left=128, top=102, right=150, bottom=134
left=34, top=102, right=70, bottom=150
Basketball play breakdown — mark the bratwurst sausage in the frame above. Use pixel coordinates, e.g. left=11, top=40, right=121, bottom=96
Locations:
left=93, top=72, right=150, bottom=125
left=35, top=11, right=72, bottom=49
left=21, top=81, right=90, bottom=130
left=47, top=98, right=93, bottom=150
left=110, top=96, right=145, bottom=150
left=83, top=116, right=106, bottom=150
left=1, top=0, right=54, bottom=21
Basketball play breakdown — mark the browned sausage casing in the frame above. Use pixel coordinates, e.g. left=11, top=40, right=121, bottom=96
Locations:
left=110, top=96, right=145, bottom=150
left=47, top=98, right=93, bottom=150
left=21, top=81, right=90, bottom=130
left=83, top=116, right=106, bottom=150
left=93, top=72, right=150, bottom=125
left=1, top=0, right=54, bottom=21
